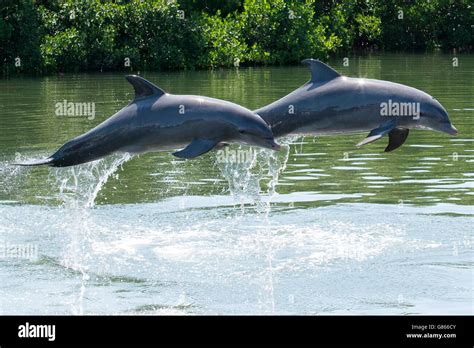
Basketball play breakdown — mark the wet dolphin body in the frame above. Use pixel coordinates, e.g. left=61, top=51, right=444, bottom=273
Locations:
left=17, top=75, right=280, bottom=167
left=255, top=59, right=458, bottom=152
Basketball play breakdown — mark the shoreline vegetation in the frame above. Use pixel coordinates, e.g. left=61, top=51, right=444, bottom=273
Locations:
left=1, top=0, right=472, bottom=76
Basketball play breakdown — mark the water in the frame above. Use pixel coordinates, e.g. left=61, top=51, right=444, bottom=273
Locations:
left=0, top=53, right=472, bottom=314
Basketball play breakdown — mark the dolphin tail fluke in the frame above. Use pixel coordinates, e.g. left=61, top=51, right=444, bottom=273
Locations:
left=12, top=157, right=55, bottom=167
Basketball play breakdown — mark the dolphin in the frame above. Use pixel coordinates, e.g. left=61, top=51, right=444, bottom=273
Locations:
left=16, top=75, right=280, bottom=167
left=255, top=59, right=458, bottom=152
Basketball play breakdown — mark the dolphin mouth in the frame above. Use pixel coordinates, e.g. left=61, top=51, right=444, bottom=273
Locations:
left=265, top=138, right=281, bottom=151
left=442, top=124, right=458, bottom=136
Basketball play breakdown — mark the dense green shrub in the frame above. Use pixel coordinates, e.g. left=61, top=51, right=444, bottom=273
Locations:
left=118, top=0, right=205, bottom=70
left=198, top=12, right=248, bottom=68
left=0, top=0, right=472, bottom=75
left=434, top=0, right=473, bottom=51
left=179, top=0, right=244, bottom=16
left=38, top=0, right=205, bottom=72
left=238, top=0, right=339, bottom=65
left=40, top=0, right=120, bottom=72
left=0, top=0, right=42, bottom=74
left=374, top=0, right=436, bottom=50
left=374, top=0, right=473, bottom=51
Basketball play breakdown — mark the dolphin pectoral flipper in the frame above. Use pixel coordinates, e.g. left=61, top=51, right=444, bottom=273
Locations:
left=356, top=134, right=384, bottom=147
left=172, top=138, right=219, bottom=159
left=356, top=119, right=396, bottom=147
left=215, top=142, right=229, bottom=150
left=385, top=128, right=409, bottom=152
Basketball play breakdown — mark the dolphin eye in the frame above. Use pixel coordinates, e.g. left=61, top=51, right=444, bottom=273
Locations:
left=238, top=130, right=246, bottom=134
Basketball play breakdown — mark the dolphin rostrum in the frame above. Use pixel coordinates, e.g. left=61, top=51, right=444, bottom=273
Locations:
left=16, top=75, right=280, bottom=167
left=255, top=59, right=457, bottom=152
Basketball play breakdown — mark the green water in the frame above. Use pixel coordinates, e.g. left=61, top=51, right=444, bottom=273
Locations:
left=0, top=53, right=473, bottom=314
left=1, top=53, right=473, bottom=207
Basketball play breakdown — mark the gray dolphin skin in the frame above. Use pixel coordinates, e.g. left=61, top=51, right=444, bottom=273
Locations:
left=16, top=75, right=280, bottom=167
left=255, top=59, right=458, bottom=152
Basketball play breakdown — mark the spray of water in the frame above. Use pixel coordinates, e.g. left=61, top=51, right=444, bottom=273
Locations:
left=46, top=153, right=132, bottom=314
left=49, top=153, right=132, bottom=208
left=215, top=138, right=293, bottom=211
left=0, top=154, right=33, bottom=202
left=214, top=137, right=295, bottom=313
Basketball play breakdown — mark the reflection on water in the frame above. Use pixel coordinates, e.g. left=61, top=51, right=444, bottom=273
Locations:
left=0, top=53, right=472, bottom=314
left=1, top=54, right=472, bottom=207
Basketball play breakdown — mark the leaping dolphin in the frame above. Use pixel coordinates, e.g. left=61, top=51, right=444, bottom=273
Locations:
left=255, top=59, right=458, bottom=152
left=16, top=75, right=280, bottom=167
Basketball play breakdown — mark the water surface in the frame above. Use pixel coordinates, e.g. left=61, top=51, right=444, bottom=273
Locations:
left=0, top=53, right=472, bottom=314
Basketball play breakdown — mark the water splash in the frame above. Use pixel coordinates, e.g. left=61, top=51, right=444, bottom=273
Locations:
left=214, top=137, right=294, bottom=313
left=46, top=153, right=132, bottom=314
left=0, top=154, right=33, bottom=201
left=2, top=152, right=133, bottom=313
left=50, top=153, right=132, bottom=208
left=215, top=138, right=293, bottom=210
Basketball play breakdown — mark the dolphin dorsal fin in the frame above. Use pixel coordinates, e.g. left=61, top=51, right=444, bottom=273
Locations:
left=302, top=59, right=341, bottom=84
left=125, top=75, right=165, bottom=101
